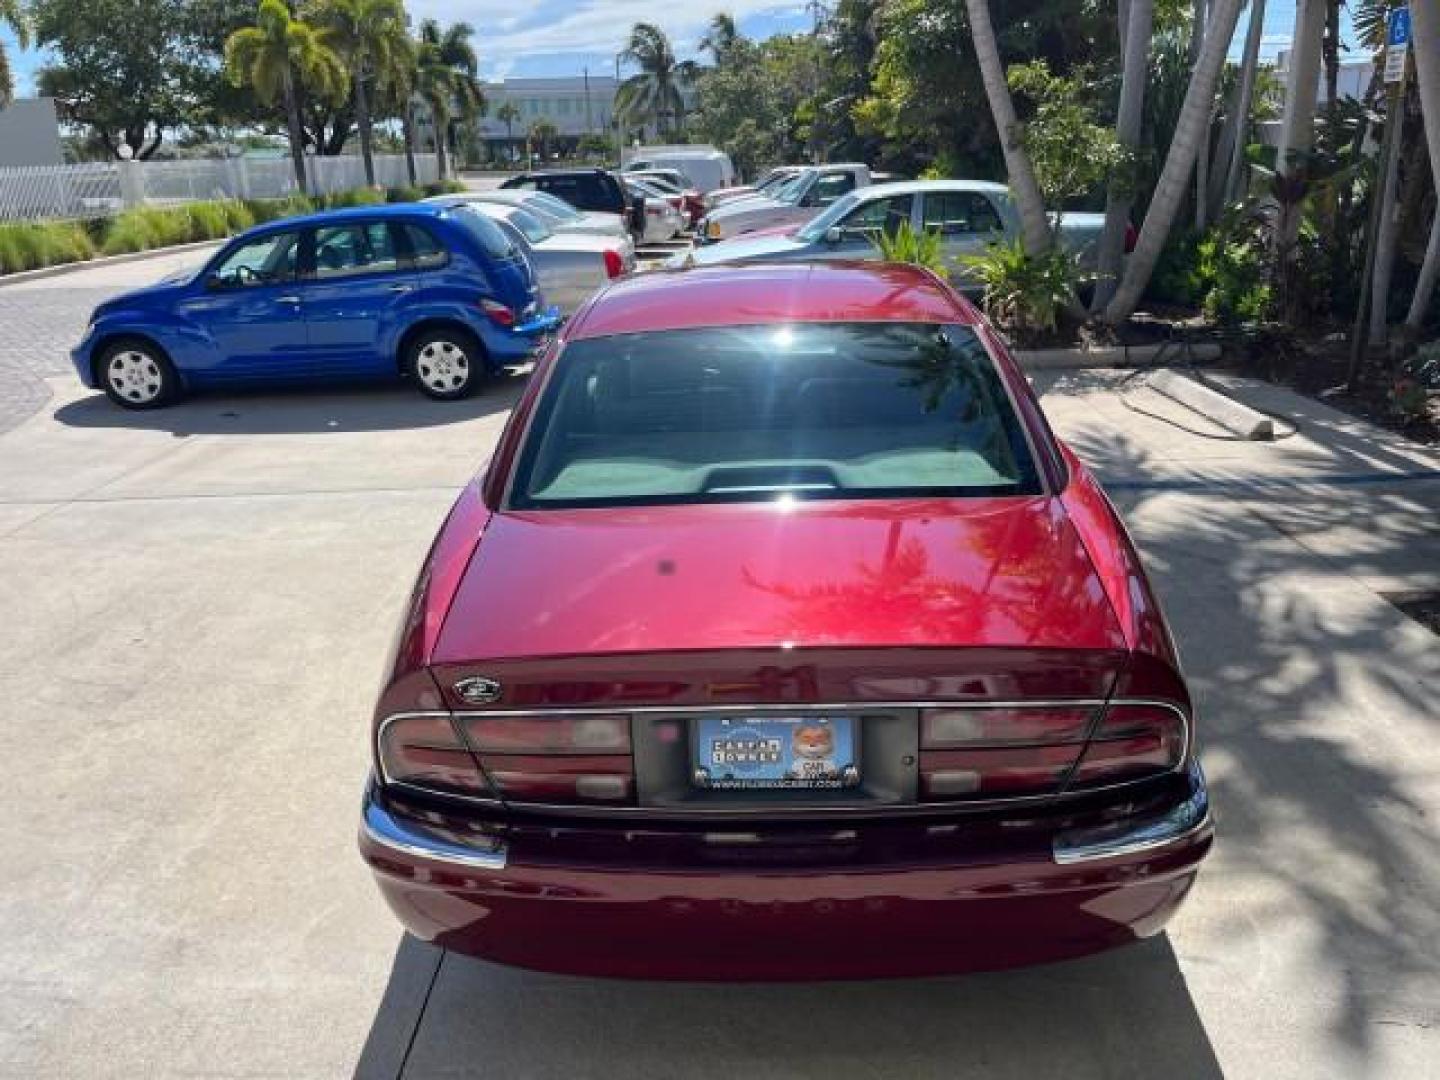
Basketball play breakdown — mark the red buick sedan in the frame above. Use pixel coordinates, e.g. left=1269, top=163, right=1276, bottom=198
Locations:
left=359, top=261, right=1212, bottom=980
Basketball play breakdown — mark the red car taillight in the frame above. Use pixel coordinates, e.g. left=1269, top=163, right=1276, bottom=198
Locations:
left=479, top=297, right=515, bottom=327
left=918, top=702, right=1185, bottom=800
left=458, top=713, right=634, bottom=804
left=603, top=248, right=624, bottom=279
left=1068, top=703, right=1186, bottom=788
left=378, top=714, right=490, bottom=797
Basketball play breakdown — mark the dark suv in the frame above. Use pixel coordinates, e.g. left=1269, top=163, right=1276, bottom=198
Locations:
left=500, top=169, right=641, bottom=241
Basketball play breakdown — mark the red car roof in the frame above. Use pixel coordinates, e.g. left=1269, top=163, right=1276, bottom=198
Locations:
left=566, top=261, right=981, bottom=340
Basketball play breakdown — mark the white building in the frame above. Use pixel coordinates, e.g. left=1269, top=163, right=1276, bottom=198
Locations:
left=475, top=76, right=619, bottom=149
left=0, top=98, right=64, bottom=167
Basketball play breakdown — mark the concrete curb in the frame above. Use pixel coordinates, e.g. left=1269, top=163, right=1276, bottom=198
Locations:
left=0, top=239, right=222, bottom=288
left=1014, top=342, right=1223, bottom=369
left=1149, top=368, right=1277, bottom=440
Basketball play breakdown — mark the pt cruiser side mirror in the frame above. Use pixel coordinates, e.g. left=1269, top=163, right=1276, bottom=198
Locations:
left=825, top=227, right=843, bottom=245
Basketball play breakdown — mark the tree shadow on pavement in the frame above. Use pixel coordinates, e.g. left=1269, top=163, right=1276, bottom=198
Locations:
left=50, top=370, right=531, bottom=438
left=355, top=933, right=1223, bottom=1080
left=1064, top=424, right=1440, bottom=1065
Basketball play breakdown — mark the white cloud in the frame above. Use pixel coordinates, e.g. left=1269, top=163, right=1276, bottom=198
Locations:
left=407, top=1, right=808, bottom=78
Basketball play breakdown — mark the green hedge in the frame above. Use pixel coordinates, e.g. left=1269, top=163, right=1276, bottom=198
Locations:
left=0, top=182, right=451, bottom=277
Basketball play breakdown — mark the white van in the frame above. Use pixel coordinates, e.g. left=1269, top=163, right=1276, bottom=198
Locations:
left=622, top=145, right=736, bottom=193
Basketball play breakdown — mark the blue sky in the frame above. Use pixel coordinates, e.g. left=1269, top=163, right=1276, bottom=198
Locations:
left=0, top=1, right=1360, bottom=95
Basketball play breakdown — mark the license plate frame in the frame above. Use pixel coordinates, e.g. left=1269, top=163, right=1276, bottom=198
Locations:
left=692, top=715, right=860, bottom=791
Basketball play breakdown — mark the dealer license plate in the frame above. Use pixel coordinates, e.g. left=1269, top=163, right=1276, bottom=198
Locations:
left=693, top=715, right=859, bottom=791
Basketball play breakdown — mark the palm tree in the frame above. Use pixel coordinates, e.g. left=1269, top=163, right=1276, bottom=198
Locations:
left=1217, top=0, right=1268, bottom=211
left=700, top=13, right=740, bottom=63
left=1273, top=0, right=1326, bottom=250
left=617, top=23, right=699, bottom=140
left=1093, top=0, right=1154, bottom=311
left=226, top=0, right=347, bottom=194
left=529, top=119, right=559, bottom=164
left=1103, top=0, right=1244, bottom=324
left=415, top=18, right=485, bottom=178
left=313, top=0, right=410, bottom=186
left=961, top=0, right=1051, bottom=255
left=495, top=101, right=521, bottom=161
left=0, top=0, right=29, bottom=108
left=1404, top=0, right=1440, bottom=331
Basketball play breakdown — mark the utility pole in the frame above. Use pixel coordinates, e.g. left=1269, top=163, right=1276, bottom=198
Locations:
left=614, top=53, right=624, bottom=168
left=584, top=67, right=593, bottom=143
left=1347, top=7, right=1412, bottom=389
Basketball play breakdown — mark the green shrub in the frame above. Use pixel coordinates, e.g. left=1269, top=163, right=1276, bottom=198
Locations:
left=422, top=179, right=465, bottom=197
left=320, top=186, right=385, bottom=209
left=99, top=215, right=155, bottom=255
left=385, top=185, right=424, bottom=203
left=186, top=201, right=231, bottom=240
left=0, top=221, right=95, bottom=270
left=220, top=200, right=255, bottom=232
left=1196, top=232, right=1271, bottom=326
left=961, top=237, right=1089, bottom=343
left=1147, top=231, right=1204, bottom=307
left=871, top=220, right=949, bottom=280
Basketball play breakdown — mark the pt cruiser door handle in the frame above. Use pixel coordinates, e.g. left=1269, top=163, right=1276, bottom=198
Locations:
left=388, top=284, right=414, bottom=293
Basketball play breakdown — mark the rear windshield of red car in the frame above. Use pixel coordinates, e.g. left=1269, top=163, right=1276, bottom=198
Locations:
left=507, top=322, right=1043, bottom=509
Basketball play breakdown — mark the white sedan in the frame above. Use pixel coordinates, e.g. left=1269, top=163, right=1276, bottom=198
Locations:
left=426, top=191, right=632, bottom=252
left=623, top=179, right=685, bottom=244
left=455, top=203, right=634, bottom=316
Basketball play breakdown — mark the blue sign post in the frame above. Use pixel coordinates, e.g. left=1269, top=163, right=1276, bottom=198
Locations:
left=1387, top=7, right=1411, bottom=48
left=1385, top=7, right=1412, bottom=83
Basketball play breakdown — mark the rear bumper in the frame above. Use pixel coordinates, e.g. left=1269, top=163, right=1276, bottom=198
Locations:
left=360, top=765, right=1212, bottom=980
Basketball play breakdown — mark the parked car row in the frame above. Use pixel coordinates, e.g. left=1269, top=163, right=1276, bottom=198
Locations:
left=682, top=176, right=1130, bottom=290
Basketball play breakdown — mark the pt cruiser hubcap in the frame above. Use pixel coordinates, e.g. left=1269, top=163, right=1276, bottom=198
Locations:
left=417, top=341, right=469, bottom=393
left=107, top=351, right=163, bottom=403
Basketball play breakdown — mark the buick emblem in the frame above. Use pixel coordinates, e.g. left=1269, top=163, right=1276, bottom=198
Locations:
left=454, top=676, right=503, bottom=705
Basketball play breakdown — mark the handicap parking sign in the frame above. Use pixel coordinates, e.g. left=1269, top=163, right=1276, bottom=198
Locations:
left=1385, top=7, right=1411, bottom=83
left=1387, top=7, right=1411, bottom=48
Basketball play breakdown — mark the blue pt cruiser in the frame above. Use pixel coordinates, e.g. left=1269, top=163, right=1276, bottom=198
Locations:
left=72, top=204, right=561, bottom=408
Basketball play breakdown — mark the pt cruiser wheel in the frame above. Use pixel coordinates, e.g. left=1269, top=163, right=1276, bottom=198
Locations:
left=408, top=329, right=481, bottom=400
left=99, top=340, right=177, bottom=409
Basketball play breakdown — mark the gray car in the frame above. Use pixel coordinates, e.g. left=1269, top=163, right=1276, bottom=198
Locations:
left=676, top=180, right=1106, bottom=290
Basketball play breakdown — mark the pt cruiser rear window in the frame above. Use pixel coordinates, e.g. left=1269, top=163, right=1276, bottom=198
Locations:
left=509, top=322, right=1042, bottom=508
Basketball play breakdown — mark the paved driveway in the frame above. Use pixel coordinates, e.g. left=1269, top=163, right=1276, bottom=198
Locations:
left=1, top=253, right=1438, bottom=1078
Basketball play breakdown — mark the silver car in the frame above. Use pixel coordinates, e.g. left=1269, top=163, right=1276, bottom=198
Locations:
left=455, top=203, right=634, bottom=316
left=427, top=190, right=632, bottom=250
left=674, top=180, right=1106, bottom=291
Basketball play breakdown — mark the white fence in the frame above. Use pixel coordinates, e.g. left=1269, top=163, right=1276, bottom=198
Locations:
left=0, top=153, right=442, bottom=222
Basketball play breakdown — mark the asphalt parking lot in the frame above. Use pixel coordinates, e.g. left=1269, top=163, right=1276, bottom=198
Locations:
left=2, top=251, right=1438, bottom=1079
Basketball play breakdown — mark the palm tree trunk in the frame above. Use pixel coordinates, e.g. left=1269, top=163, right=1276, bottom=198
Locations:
left=1093, top=0, right=1154, bottom=312
left=1415, top=0, right=1440, bottom=206
left=1103, top=0, right=1244, bottom=324
left=433, top=108, right=450, bottom=180
left=1368, top=98, right=1407, bottom=345
left=1408, top=1, right=1440, bottom=332
left=284, top=70, right=309, bottom=195
left=402, top=101, right=418, bottom=185
left=1405, top=210, right=1440, bottom=333
left=1220, top=0, right=1267, bottom=208
left=355, top=69, right=375, bottom=187
left=963, top=0, right=1051, bottom=255
left=1274, top=0, right=1325, bottom=250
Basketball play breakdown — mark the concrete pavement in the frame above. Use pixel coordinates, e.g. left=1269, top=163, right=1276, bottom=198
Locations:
left=1, top=252, right=1438, bottom=1078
